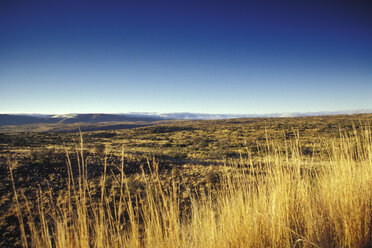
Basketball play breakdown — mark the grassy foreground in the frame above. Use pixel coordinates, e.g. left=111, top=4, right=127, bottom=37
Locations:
left=10, top=127, right=372, bottom=248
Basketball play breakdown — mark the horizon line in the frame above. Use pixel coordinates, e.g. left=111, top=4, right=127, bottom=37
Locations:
left=1, top=108, right=372, bottom=117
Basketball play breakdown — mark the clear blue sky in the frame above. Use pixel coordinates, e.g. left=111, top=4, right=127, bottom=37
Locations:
left=0, top=0, right=371, bottom=114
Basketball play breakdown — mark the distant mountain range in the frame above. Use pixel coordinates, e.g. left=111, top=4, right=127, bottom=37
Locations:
left=1, top=109, right=371, bottom=127
left=0, top=113, right=165, bottom=126
left=154, top=109, right=372, bottom=120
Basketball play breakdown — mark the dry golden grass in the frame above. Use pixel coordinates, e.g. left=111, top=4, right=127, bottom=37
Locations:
left=11, top=127, right=372, bottom=248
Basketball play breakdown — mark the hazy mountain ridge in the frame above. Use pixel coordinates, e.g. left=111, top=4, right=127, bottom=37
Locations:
left=0, top=113, right=165, bottom=126
left=1, top=109, right=372, bottom=127
left=0, top=114, right=60, bottom=126
left=156, top=109, right=372, bottom=120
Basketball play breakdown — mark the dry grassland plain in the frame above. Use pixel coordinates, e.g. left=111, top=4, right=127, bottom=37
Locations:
left=0, top=114, right=371, bottom=247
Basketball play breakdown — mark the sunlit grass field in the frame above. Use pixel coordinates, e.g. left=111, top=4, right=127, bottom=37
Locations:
left=2, top=115, right=372, bottom=247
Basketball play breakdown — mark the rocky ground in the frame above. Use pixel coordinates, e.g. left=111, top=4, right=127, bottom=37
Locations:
left=0, top=150, right=235, bottom=247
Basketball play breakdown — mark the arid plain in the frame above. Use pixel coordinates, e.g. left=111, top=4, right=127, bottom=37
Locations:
left=1, top=114, right=371, bottom=247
